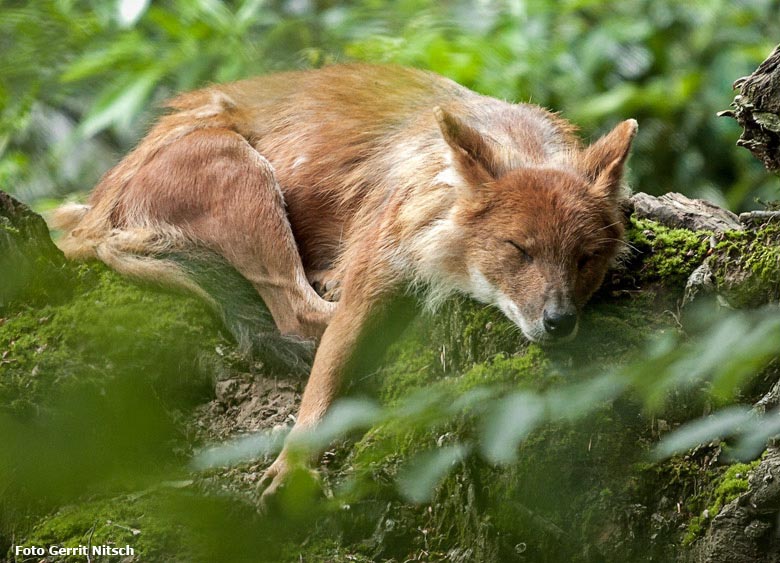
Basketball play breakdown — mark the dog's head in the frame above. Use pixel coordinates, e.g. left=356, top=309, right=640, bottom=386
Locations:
left=436, top=108, right=637, bottom=343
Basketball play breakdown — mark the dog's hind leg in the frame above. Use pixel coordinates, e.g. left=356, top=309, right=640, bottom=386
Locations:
left=121, top=128, right=336, bottom=341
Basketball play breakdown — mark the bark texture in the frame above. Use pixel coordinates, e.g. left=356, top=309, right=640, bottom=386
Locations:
left=631, top=192, right=742, bottom=233
left=720, top=43, right=780, bottom=173
left=689, top=448, right=780, bottom=563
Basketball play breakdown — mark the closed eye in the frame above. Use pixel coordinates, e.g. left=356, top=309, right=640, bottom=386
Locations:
left=507, top=240, right=533, bottom=263
left=578, top=253, right=595, bottom=270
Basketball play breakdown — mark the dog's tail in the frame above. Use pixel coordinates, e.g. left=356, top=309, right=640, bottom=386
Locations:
left=167, top=248, right=316, bottom=373
left=48, top=205, right=314, bottom=374
left=48, top=202, right=91, bottom=233
left=50, top=202, right=214, bottom=301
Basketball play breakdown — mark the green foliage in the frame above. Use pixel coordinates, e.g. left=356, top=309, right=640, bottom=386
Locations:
left=1, top=1, right=779, bottom=208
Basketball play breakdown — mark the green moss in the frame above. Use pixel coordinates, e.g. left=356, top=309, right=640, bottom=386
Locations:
left=457, top=300, right=523, bottom=362
left=569, top=291, right=668, bottom=364
left=346, top=341, right=554, bottom=495
left=0, top=263, right=221, bottom=415
left=681, top=460, right=760, bottom=545
left=379, top=296, right=539, bottom=405
left=712, top=223, right=780, bottom=306
left=0, top=216, right=21, bottom=235
left=626, top=217, right=711, bottom=288
left=279, top=538, right=374, bottom=562
left=20, top=493, right=186, bottom=562
left=422, top=298, right=530, bottom=370
left=379, top=326, right=441, bottom=405
left=456, top=347, right=550, bottom=392
left=707, top=460, right=758, bottom=515
left=683, top=517, right=704, bottom=544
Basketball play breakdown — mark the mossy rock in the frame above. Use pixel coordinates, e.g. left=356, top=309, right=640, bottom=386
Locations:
left=682, top=459, right=760, bottom=546
left=0, top=191, right=72, bottom=308
left=711, top=222, right=780, bottom=307
left=0, top=264, right=221, bottom=417
left=2, top=194, right=778, bottom=563
left=623, top=216, right=712, bottom=289
left=0, top=264, right=226, bottom=559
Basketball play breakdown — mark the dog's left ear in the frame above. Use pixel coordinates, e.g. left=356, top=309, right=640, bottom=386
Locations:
left=434, top=106, right=497, bottom=190
left=580, top=119, right=638, bottom=200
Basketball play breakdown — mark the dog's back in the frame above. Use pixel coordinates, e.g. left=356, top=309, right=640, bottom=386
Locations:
left=217, top=64, right=578, bottom=268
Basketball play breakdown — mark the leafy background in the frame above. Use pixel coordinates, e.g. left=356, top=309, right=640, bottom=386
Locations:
left=1, top=0, right=779, bottom=211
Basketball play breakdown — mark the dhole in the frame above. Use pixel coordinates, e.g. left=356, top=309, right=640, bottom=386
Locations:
left=51, top=64, right=637, bottom=498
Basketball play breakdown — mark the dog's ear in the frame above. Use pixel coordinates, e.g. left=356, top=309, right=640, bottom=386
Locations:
left=580, top=119, right=638, bottom=201
left=434, top=107, right=496, bottom=189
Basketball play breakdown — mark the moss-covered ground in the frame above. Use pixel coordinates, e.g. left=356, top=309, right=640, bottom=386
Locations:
left=0, top=263, right=226, bottom=560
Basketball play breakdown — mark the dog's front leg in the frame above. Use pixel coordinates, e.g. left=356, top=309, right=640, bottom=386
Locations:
left=259, top=248, right=414, bottom=501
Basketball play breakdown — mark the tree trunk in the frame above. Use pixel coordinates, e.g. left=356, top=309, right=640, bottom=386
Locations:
left=720, top=43, right=780, bottom=174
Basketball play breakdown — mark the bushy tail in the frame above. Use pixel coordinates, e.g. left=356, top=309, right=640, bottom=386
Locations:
left=167, top=249, right=316, bottom=373
left=48, top=203, right=95, bottom=260
left=48, top=205, right=314, bottom=374
left=48, top=202, right=91, bottom=232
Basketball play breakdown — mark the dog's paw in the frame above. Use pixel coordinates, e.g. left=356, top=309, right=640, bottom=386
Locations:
left=258, top=455, right=323, bottom=513
left=258, top=456, right=288, bottom=510
left=308, top=269, right=342, bottom=302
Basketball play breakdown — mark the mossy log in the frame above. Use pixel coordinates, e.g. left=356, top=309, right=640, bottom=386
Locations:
left=628, top=191, right=780, bottom=308
left=1, top=189, right=779, bottom=563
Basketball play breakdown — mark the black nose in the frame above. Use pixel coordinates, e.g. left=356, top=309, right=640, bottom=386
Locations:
left=543, top=309, right=577, bottom=338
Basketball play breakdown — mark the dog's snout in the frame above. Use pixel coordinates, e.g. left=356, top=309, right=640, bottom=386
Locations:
left=542, top=309, right=577, bottom=338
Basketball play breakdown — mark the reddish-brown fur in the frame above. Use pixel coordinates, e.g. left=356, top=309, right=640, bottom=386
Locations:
left=50, top=64, right=637, bottom=498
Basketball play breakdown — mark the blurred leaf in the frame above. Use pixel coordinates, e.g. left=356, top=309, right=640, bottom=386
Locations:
left=640, top=310, right=780, bottom=407
left=546, top=373, right=628, bottom=422
left=733, top=409, right=780, bottom=460
left=480, top=391, right=544, bottom=464
left=449, top=386, right=498, bottom=415
left=709, top=315, right=780, bottom=400
left=397, top=443, right=470, bottom=503
left=294, top=397, right=383, bottom=451
left=191, top=429, right=286, bottom=470
left=0, top=374, right=181, bottom=500
left=60, top=36, right=154, bottom=83
left=654, top=405, right=754, bottom=459
left=77, top=69, right=163, bottom=138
